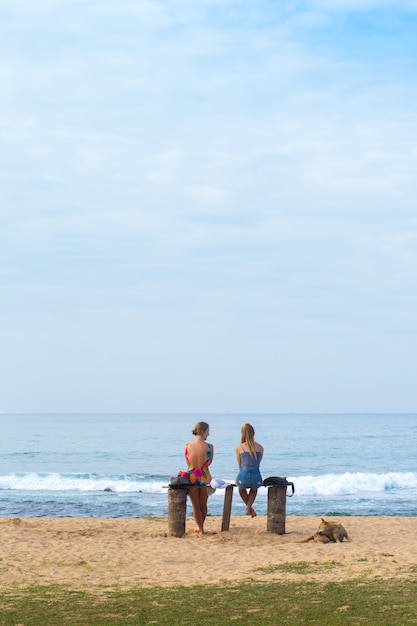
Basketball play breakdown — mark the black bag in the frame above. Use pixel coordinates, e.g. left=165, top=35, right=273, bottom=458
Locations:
left=169, top=475, right=190, bottom=489
left=262, top=476, right=295, bottom=496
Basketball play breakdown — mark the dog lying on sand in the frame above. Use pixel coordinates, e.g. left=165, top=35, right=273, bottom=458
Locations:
left=298, top=518, right=351, bottom=543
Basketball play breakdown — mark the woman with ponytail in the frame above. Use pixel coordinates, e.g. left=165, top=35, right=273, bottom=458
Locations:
left=236, top=423, right=263, bottom=517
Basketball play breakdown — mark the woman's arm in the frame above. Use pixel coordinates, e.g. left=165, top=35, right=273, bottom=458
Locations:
left=207, top=444, right=214, bottom=466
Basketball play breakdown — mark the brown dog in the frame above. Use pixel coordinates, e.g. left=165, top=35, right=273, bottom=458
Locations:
left=298, top=518, right=350, bottom=543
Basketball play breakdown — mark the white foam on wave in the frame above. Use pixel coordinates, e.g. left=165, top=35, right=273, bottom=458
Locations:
left=292, top=471, right=417, bottom=496
left=0, top=473, right=166, bottom=494
left=1, top=471, right=416, bottom=497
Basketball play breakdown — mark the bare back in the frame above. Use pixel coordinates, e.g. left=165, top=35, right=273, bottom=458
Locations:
left=185, top=439, right=213, bottom=469
left=236, top=441, right=263, bottom=469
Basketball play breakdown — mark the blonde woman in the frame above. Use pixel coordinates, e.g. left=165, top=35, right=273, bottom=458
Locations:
left=184, top=421, right=214, bottom=535
left=236, top=423, right=263, bottom=517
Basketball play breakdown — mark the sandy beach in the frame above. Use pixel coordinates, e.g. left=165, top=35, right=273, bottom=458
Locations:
left=1, top=515, right=417, bottom=590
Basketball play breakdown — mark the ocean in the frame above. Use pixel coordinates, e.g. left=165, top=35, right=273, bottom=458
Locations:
left=0, top=413, right=416, bottom=518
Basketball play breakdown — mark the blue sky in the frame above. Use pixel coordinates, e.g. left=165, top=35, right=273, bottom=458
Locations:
left=1, top=0, right=416, bottom=413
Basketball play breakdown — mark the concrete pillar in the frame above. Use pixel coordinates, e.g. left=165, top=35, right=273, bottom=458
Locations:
left=267, top=486, right=287, bottom=534
left=168, top=487, right=187, bottom=537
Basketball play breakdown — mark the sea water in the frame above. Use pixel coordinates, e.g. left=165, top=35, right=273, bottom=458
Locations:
left=0, top=413, right=416, bottom=518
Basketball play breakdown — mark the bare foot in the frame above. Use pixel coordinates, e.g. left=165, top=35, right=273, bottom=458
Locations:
left=245, top=506, right=257, bottom=517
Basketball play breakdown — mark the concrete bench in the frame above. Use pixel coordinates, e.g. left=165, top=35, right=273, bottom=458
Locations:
left=168, top=477, right=294, bottom=536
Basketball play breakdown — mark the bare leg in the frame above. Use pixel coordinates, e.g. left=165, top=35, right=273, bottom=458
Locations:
left=246, top=489, right=258, bottom=515
left=199, top=488, right=208, bottom=527
left=188, top=488, right=205, bottom=534
left=239, top=488, right=257, bottom=517
left=188, top=488, right=211, bottom=534
left=238, top=488, right=249, bottom=505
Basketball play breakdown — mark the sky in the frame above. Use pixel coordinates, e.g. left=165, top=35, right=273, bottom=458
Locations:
left=1, top=0, right=416, bottom=414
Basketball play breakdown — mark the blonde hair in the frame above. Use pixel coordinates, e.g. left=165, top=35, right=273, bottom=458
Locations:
left=241, top=423, right=257, bottom=457
left=192, top=421, right=209, bottom=436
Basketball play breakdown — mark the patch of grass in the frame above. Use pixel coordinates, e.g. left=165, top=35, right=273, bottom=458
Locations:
left=256, top=560, right=343, bottom=575
left=1, top=579, right=417, bottom=625
left=52, top=560, right=93, bottom=570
